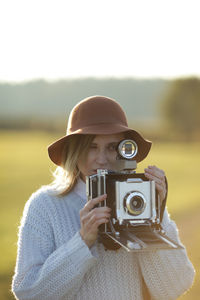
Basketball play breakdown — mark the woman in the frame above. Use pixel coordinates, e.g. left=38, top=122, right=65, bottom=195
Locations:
left=12, top=95, right=195, bottom=300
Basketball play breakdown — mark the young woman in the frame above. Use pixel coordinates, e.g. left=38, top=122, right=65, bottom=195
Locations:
left=12, top=95, right=195, bottom=300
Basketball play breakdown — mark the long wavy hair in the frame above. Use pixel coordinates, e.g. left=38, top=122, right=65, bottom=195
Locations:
left=51, top=134, right=95, bottom=196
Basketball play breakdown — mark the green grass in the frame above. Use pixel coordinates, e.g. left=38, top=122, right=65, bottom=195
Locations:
left=0, top=130, right=199, bottom=299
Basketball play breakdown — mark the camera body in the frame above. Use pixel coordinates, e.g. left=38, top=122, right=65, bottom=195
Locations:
left=87, top=171, right=158, bottom=226
left=86, top=140, right=182, bottom=251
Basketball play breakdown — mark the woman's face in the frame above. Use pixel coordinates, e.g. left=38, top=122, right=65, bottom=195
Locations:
left=78, top=133, right=124, bottom=182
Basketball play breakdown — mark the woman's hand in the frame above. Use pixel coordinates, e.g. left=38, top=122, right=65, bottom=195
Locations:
left=79, top=194, right=111, bottom=248
left=144, top=165, right=167, bottom=204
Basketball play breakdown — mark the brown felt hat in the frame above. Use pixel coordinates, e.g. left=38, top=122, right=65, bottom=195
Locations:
left=48, top=95, right=152, bottom=166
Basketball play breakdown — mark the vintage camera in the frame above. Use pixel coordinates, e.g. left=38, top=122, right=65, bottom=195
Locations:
left=86, top=139, right=182, bottom=252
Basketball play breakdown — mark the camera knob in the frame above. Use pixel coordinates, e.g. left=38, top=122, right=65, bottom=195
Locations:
left=115, top=232, right=120, bottom=238
left=161, top=229, right=166, bottom=235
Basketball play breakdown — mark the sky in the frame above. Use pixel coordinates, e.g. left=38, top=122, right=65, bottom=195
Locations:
left=0, top=0, right=200, bottom=82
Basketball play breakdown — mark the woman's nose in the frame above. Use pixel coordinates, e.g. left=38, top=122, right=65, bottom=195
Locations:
left=96, top=150, right=108, bottom=165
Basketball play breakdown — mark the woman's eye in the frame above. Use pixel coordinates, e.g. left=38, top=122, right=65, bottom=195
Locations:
left=108, top=145, right=117, bottom=151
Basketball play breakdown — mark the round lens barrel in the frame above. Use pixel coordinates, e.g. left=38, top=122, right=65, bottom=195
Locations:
left=118, top=140, right=138, bottom=159
left=125, top=192, right=146, bottom=215
left=130, top=196, right=144, bottom=212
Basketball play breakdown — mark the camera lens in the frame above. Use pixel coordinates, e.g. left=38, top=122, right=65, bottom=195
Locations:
left=125, top=192, right=146, bottom=215
left=130, top=196, right=143, bottom=210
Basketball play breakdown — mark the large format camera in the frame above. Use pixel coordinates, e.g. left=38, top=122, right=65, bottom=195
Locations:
left=86, top=139, right=182, bottom=252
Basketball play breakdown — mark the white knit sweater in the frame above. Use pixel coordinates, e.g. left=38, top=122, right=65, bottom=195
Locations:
left=12, top=179, right=195, bottom=300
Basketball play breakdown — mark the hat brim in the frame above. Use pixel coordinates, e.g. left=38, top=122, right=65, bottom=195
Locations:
left=48, top=124, right=152, bottom=166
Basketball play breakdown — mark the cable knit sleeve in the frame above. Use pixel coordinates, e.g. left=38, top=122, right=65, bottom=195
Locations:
left=12, top=190, right=97, bottom=300
left=137, top=209, right=195, bottom=300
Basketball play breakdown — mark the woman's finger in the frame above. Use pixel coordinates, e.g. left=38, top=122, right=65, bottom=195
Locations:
left=86, top=213, right=110, bottom=227
left=144, top=167, right=166, bottom=201
left=80, top=194, right=108, bottom=218
left=84, top=194, right=107, bottom=212
left=144, top=171, right=165, bottom=186
left=147, top=165, right=165, bottom=175
left=144, top=166, right=165, bottom=181
left=82, top=213, right=110, bottom=236
left=155, top=182, right=166, bottom=202
left=81, top=209, right=111, bottom=225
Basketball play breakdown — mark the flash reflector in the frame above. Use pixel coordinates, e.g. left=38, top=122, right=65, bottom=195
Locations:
left=118, top=140, right=138, bottom=159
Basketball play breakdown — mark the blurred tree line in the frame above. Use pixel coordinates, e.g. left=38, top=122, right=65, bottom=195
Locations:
left=0, top=77, right=200, bottom=141
left=0, top=77, right=168, bottom=133
left=162, top=77, right=200, bottom=141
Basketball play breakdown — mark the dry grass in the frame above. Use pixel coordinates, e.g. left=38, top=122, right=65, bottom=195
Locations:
left=0, top=130, right=199, bottom=299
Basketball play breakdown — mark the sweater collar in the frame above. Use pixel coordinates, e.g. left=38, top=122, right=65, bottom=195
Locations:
left=73, top=177, right=87, bottom=201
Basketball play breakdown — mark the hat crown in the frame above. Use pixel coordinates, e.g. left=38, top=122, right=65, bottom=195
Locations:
left=67, top=96, right=128, bottom=134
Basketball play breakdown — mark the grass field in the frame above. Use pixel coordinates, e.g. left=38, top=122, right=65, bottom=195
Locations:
left=0, top=130, right=199, bottom=300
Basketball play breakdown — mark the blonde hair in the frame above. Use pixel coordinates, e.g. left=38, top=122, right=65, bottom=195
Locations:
left=51, top=134, right=95, bottom=196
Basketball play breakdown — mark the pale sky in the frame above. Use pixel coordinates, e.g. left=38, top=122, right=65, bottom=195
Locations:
left=0, top=0, right=200, bottom=82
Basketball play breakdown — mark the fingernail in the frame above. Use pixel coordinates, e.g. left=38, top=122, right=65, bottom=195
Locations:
left=101, top=194, right=107, bottom=199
